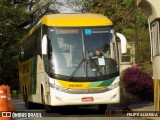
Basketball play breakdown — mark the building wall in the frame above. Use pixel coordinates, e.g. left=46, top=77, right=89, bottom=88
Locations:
left=119, top=42, right=135, bottom=72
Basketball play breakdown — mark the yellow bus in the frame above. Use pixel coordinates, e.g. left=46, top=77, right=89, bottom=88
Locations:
left=19, top=13, right=127, bottom=112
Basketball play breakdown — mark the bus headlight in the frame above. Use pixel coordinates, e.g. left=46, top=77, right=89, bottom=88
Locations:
left=106, top=82, right=119, bottom=90
left=49, top=83, right=68, bottom=91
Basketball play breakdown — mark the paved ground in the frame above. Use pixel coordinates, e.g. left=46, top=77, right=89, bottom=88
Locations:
left=128, top=102, right=160, bottom=120
left=10, top=99, right=144, bottom=120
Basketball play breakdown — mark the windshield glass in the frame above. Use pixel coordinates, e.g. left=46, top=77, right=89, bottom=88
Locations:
left=48, top=27, right=118, bottom=79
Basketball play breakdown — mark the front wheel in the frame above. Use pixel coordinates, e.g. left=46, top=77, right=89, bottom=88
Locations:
left=41, top=88, right=53, bottom=113
left=24, top=90, right=34, bottom=109
left=98, top=104, right=107, bottom=113
left=44, top=104, right=53, bottom=113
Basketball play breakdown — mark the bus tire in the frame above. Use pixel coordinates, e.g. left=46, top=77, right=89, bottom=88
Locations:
left=26, top=101, right=34, bottom=109
left=23, top=87, right=25, bottom=102
left=25, top=97, right=34, bottom=109
left=24, top=96, right=27, bottom=108
left=23, top=88, right=34, bottom=109
left=24, top=90, right=28, bottom=108
left=45, top=105, right=53, bottom=113
left=98, top=104, right=107, bottom=113
left=41, top=87, right=53, bottom=113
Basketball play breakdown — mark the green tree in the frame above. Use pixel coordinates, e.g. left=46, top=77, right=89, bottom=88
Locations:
left=0, top=0, right=59, bottom=90
left=0, top=0, right=30, bottom=89
left=81, top=0, right=150, bottom=62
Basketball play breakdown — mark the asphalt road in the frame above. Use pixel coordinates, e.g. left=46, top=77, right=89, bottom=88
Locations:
left=11, top=99, right=142, bottom=120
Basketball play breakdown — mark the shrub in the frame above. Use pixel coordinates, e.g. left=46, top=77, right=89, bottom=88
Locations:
left=12, top=90, right=18, bottom=99
left=121, top=64, right=153, bottom=101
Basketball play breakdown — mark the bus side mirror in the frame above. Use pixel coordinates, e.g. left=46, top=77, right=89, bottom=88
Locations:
left=116, top=33, right=127, bottom=53
left=42, top=34, right=48, bottom=55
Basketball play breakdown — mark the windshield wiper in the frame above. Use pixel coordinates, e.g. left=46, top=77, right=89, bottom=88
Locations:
left=68, top=58, right=86, bottom=80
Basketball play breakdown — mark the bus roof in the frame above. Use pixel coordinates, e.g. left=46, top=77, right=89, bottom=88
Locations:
left=40, top=13, right=113, bottom=27
left=25, top=13, right=113, bottom=42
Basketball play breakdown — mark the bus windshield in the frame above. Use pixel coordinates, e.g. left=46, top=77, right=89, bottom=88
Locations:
left=48, top=27, right=118, bottom=80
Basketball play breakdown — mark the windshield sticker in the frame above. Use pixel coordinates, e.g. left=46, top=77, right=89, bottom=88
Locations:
left=85, top=29, right=92, bottom=35
left=98, top=57, right=105, bottom=65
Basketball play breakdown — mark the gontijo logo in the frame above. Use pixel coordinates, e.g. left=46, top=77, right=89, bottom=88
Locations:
left=69, top=84, right=83, bottom=87
left=57, top=80, right=90, bottom=89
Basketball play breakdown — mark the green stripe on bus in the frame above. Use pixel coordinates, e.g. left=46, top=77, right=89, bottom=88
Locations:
left=31, top=56, right=37, bottom=94
left=88, top=77, right=116, bottom=87
left=99, top=77, right=116, bottom=86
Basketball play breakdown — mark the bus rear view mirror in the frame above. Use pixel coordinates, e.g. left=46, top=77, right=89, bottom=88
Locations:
left=42, top=34, right=48, bottom=55
left=116, top=33, right=127, bottom=54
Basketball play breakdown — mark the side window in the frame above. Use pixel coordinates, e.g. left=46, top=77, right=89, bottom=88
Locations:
left=121, top=48, right=133, bottom=63
left=36, top=28, right=42, bottom=55
left=30, top=33, right=37, bottom=56
left=151, top=20, right=160, bottom=59
left=20, top=26, right=42, bottom=62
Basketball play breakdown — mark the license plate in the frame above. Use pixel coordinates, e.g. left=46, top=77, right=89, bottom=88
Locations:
left=82, top=97, right=94, bottom=102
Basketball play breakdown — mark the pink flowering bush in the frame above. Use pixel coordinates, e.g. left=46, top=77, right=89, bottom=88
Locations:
left=121, top=64, right=153, bottom=101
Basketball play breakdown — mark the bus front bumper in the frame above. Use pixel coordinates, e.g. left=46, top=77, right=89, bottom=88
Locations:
left=47, top=86, right=120, bottom=106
